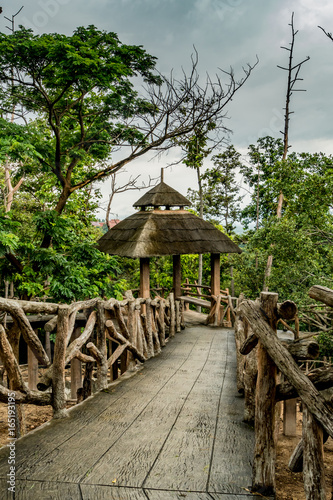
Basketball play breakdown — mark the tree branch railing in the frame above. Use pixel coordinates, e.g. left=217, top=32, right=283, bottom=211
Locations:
left=180, top=278, right=234, bottom=327
left=234, top=288, right=333, bottom=499
left=0, top=292, right=183, bottom=422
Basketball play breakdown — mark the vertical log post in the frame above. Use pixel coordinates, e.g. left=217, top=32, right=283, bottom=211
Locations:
left=303, top=406, right=326, bottom=499
left=169, top=292, right=176, bottom=338
left=184, top=278, right=190, bottom=311
left=159, top=299, right=166, bottom=346
left=210, top=253, right=220, bottom=323
left=110, top=340, right=119, bottom=381
left=52, top=304, right=69, bottom=419
left=283, top=397, right=297, bottom=436
left=140, top=258, right=150, bottom=299
left=175, top=300, right=181, bottom=333
left=135, top=306, right=144, bottom=357
left=145, top=298, right=154, bottom=356
left=173, top=255, right=182, bottom=300
left=44, top=331, right=52, bottom=362
left=97, top=301, right=108, bottom=391
left=252, top=292, right=278, bottom=496
left=28, top=328, right=39, bottom=391
left=28, top=347, right=38, bottom=391
left=70, top=326, right=82, bottom=400
left=127, top=299, right=137, bottom=370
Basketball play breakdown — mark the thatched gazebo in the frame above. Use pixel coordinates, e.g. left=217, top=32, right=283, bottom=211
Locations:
left=97, top=176, right=242, bottom=299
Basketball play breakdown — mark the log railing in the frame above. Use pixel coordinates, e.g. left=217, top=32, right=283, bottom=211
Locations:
left=180, top=278, right=235, bottom=327
left=235, top=288, right=333, bottom=499
left=0, top=292, right=183, bottom=423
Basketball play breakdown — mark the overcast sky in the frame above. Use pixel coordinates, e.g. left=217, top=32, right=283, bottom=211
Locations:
left=2, top=0, right=333, bottom=219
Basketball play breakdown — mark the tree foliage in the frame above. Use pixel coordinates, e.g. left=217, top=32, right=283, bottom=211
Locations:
left=188, top=145, right=244, bottom=233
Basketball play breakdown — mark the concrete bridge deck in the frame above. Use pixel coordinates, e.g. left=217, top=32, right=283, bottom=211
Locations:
left=0, top=323, right=255, bottom=500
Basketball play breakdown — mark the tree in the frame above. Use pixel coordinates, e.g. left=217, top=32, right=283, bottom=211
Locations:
left=105, top=171, right=158, bottom=229
left=0, top=25, right=257, bottom=261
left=186, top=144, right=243, bottom=296
left=236, top=144, right=333, bottom=299
left=200, top=145, right=243, bottom=233
left=178, top=125, right=213, bottom=300
left=263, top=12, right=309, bottom=289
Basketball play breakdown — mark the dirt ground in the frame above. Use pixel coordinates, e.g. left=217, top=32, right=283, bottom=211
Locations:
left=0, top=399, right=332, bottom=499
left=275, top=405, right=333, bottom=500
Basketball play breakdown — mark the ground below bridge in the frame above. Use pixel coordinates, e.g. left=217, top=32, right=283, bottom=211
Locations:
left=0, top=322, right=255, bottom=500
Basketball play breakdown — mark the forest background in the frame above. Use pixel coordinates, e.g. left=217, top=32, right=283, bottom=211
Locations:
left=0, top=10, right=332, bottom=357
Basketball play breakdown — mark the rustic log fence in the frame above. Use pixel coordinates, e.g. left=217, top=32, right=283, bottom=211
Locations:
left=180, top=278, right=235, bottom=327
left=235, top=287, right=333, bottom=499
left=0, top=292, right=183, bottom=423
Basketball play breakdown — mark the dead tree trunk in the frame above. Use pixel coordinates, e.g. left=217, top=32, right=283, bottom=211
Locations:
left=263, top=13, right=309, bottom=291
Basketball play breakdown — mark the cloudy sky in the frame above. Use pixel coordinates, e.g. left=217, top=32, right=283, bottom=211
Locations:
left=2, top=0, right=333, bottom=218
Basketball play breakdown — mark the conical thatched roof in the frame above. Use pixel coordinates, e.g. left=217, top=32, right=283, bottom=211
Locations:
left=133, top=181, right=191, bottom=208
left=97, top=209, right=241, bottom=258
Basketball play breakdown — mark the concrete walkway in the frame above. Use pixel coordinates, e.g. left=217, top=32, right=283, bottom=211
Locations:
left=0, top=324, right=255, bottom=500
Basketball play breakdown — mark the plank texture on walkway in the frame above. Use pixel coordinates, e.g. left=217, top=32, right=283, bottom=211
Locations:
left=0, top=325, right=254, bottom=500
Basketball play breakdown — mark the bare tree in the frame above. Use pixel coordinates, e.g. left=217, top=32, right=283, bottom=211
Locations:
left=318, top=25, right=333, bottom=42
left=263, top=13, right=309, bottom=291
left=105, top=171, right=158, bottom=229
left=1, top=23, right=258, bottom=266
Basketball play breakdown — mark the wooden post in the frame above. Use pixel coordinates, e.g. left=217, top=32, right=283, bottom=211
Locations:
left=183, top=278, right=190, bottom=311
left=252, top=292, right=278, bottom=496
left=173, top=255, right=181, bottom=299
left=169, top=292, right=176, bottom=338
left=28, top=346, right=38, bottom=391
left=127, top=299, right=137, bottom=370
left=210, top=253, right=220, bottom=307
left=97, top=301, right=108, bottom=390
left=159, top=299, right=166, bottom=345
left=145, top=299, right=154, bottom=356
left=303, top=405, right=326, bottom=499
left=52, top=305, right=69, bottom=419
left=28, top=327, right=39, bottom=391
left=283, top=398, right=297, bottom=436
left=44, top=331, right=52, bottom=362
left=70, top=326, right=82, bottom=400
left=140, top=258, right=150, bottom=298
left=175, top=300, right=181, bottom=333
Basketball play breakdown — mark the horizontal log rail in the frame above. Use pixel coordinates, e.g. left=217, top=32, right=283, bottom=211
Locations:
left=0, top=292, right=183, bottom=422
left=235, top=288, right=333, bottom=499
left=180, top=278, right=233, bottom=327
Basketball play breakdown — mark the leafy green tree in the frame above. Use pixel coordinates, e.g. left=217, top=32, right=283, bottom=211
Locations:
left=0, top=25, right=256, bottom=253
left=188, top=145, right=244, bottom=233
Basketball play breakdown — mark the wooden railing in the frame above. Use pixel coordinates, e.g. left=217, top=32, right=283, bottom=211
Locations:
left=0, top=292, right=183, bottom=425
left=234, top=287, right=333, bottom=499
left=180, top=279, right=235, bottom=327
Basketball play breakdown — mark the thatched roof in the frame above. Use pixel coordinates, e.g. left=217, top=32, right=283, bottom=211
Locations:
left=97, top=209, right=242, bottom=258
left=133, top=181, right=191, bottom=208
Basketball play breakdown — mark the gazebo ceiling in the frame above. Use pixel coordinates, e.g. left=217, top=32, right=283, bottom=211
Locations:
left=97, top=209, right=242, bottom=258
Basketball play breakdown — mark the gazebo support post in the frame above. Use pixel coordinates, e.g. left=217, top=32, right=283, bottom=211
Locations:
left=140, top=258, right=150, bottom=298
left=210, top=253, right=221, bottom=322
left=173, top=255, right=182, bottom=299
